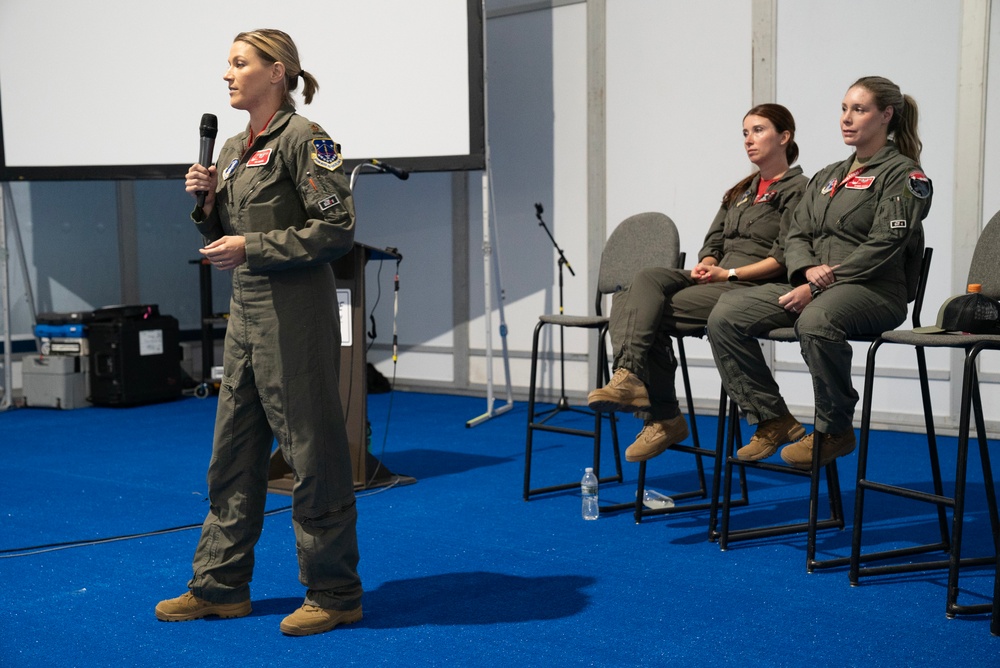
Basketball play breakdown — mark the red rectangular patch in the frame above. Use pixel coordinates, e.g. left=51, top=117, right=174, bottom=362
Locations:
left=844, top=175, right=875, bottom=189
left=247, top=148, right=272, bottom=167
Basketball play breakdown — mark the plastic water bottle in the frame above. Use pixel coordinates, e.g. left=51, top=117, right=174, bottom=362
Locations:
left=581, top=467, right=599, bottom=520
left=641, top=488, right=675, bottom=510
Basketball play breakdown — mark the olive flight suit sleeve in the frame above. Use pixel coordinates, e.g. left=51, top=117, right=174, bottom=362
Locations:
left=827, top=165, right=931, bottom=288
left=783, top=151, right=932, bottom=290
left=191, top=136, right=242, bottom=242
left=782, top=168, right=830, bottom=284
left=244, top=127, right=356, bottom=273
left=697, top=204, right=730, bottom=263
left=191, top=202, right=224, bottom=241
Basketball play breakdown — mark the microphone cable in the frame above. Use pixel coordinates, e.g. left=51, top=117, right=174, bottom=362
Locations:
left=364, top=253, right=402, bottom=490
left=0, top=505, right=293, bottom=559
left=1, top=472, right=401, bottom=559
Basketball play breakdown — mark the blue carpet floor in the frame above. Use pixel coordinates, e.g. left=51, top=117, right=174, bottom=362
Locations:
left=1, top=391, right=997, bottom=667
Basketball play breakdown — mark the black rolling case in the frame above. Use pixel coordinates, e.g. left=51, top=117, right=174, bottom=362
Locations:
left=87, top=304, right=183, bottom=406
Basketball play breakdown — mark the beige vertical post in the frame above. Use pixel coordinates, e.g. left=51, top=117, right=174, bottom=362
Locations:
left=950, top=0, right=991, bottom=422
left=587, top=0, right=607, bottom=384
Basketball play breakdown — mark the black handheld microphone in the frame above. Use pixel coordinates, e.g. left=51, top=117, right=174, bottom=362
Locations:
left=196, top=113, right=218, bottom=208
left=535, top=202, right=544, bottom=217
left=371, top=159, right=409, bottom=180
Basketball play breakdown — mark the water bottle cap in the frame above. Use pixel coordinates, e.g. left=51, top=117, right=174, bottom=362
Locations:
left=584, top=467, right=593, bottom=472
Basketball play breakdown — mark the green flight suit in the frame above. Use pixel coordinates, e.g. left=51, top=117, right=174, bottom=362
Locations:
left=187, top=105, right=362, bottom=610
left=708, top=142, right=932, bottom=434
left=608, top=166, right=807, bottom=420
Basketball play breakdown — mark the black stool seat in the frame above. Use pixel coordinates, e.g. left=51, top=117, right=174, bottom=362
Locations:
left=524, top=212, right=682, bottom=504
left=718, top=248, right=935, bottom=573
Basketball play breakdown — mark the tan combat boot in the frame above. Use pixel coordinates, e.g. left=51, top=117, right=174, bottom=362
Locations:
left=279, top=604, right=363, bottom=636
left=736, top=413, right=806, bottom=461
left=587, top=368, right=651, bottom=413
left=155, top=592, right=251, bottom=622
left=625, top=415, right=690, bottom=462
left=780, top=431, right=857, bottom=470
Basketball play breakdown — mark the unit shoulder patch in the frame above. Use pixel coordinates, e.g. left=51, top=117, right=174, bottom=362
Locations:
left=906, top=171, right=931, bottom=199
left=311, top=138, right=343, bottom=172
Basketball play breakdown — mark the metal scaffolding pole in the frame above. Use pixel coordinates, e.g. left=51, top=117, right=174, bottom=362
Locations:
left=0, top=182, right=37, bottom=411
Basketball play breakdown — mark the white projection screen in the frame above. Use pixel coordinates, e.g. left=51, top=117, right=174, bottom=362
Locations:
left=0, top=0, right=484, bottom=180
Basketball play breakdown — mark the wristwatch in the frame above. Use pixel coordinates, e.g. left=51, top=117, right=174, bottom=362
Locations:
left=727, top=268, right=739, bottom=282
left=809, top=281, right=823, bottom=298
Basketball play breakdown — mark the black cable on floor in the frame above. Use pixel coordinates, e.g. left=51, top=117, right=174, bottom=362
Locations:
left=0, top=505, right=293, bottom=559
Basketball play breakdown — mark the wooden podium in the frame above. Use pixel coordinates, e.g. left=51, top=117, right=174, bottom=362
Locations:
left=267, top=243, right=408, bottom=493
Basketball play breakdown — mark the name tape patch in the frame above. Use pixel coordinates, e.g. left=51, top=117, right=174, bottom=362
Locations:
left=755, top=191, right=777, bottom=204
left=844, top=175, right=875, bottom=190
left=247, top=148, right=272, bottom=167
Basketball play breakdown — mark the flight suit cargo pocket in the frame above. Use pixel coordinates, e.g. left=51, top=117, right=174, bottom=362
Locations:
left=872, top=196, right=910, bottom=240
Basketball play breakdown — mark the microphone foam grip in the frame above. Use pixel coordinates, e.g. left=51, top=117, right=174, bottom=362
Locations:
left=199, top=113, right=218, bottom=139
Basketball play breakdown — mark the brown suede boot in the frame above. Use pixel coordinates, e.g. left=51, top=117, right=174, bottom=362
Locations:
left=737, top=413, right=806, bottom=461
left=587, top=368, right=651, bottom=413
left=279, top=604, right=363, bottom=636
left=155, top=592, right=251, bottom=622
left=625, top=415, right=690, bottom=462
left=780, top=431, right=857, bottom=470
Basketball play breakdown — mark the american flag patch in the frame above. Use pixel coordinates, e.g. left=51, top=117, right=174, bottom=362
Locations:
left=319, top=194, right=341, bottom=211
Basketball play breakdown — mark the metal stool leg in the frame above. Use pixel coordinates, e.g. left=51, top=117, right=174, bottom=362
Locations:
left=523, top=320, right=545, bottom=500
left=524, top=320, right=622, bottom=500
left=947, top=352, right=1000, bottom=618
left=612, top=335, right=721, bottom=524
left=718, top=405, right=844, bottom=567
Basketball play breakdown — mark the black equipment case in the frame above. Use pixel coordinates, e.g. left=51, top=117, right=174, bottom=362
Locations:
left=87, top=304, right=182, bottom=406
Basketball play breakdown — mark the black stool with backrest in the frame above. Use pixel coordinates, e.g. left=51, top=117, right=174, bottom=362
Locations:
left=523, top=212, right=682, bottom=501
left=630, top=325, right=748, bottom=527
left=718, top=247, right=935, bottom=572
left=993, top=550, right=1000, bottom=635
left=850, top=211, right=1000, bottom=621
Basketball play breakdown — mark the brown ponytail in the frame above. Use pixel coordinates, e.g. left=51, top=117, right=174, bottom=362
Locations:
left=235, top=29, right=321, bottom=107
left=850, top=76, right=922, bottom=162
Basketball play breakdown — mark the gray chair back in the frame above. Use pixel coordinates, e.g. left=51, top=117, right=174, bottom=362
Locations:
left=967, top=209, right=1000, bottom=299
left=596, top=212, right=681, bottom=299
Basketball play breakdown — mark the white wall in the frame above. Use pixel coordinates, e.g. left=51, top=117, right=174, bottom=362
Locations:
left=988, top=2, right=1000, bottom=224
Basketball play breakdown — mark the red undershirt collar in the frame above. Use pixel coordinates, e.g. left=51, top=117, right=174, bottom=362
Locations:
left=756, top=177, right=778, bottom=198
left=247, top=110, right=279, bottom=147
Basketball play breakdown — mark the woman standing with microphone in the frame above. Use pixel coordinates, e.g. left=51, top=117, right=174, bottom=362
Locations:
left=155, top=28, right=363, bottom=637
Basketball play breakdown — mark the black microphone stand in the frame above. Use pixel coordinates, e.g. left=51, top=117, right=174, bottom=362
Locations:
left=534, top=203, right=574, bottom=412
